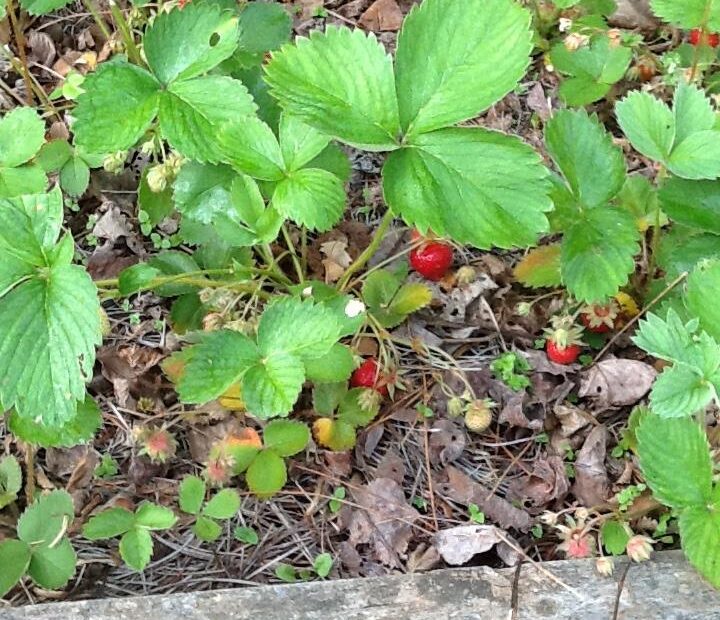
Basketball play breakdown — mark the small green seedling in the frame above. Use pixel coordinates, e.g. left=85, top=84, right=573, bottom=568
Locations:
left=179, top=475, right=240, bottom=542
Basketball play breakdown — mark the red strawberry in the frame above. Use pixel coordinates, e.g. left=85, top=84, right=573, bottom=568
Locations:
left=409, top=232, right=453, bottom=281
left=543, top=315, right=584, bottom=365
left=579, top=301, right=619, bottom=334
left=350, top=358, right=389, bottom=396
left=689, top=29, right=720, bottom=47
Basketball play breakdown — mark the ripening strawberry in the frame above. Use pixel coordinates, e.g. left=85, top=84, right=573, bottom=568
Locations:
left=689, top=28, right=720, bottom=47
left=409, top=230, right=453, bottom=281
left=135, top=426, right=177, bottom=463
left=544, top=315, right=584, bottom=365
left=579, top=301, right=619, bottom=334
left=350, top=358, right=389, bottom=396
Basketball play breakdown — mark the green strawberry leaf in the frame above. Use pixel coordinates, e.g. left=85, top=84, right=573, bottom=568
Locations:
left=18, top=490, right=75, bottom=545
left=388, top=282, right=432, bottom=316
left=73, top=61, right=160, bottom=154
left=637, top=414, right=712, bottom=508
left=545, top=109, right=625, bottom=209
left=649, top=364, right=717, bottom=418
left=686, top=259, right=720, bottom=342
left=143, top=3, right=240, bottom=85
left=177, top=330, right=260, bottom=404
left=279, top=114, right=331, bottom=172
left=174, top=161, right=235, bottom=224
left=679, top=506, right=720, bottom=588
left=383, top=127, right=551, bottom=249
left=513, top=245, right=563, bottom=288
left=265, top=26, right=400, bottom=151
left=314, top=417, right=357, bottom=451
left=0, top=455, right=21, bottom=508
left=601, top=520, right=631, bottom=556
left=657, top=230, right=720, bottom=278
left=337, top=388, right=379, bottom=428
left=19, top=0, right=72, bottom=15
left=242, top=351, right=305, bottom=417
left=36, top=140, right=73, bottom=172
left=233, top=526, right=259, bottom=545
left=668, top=132, right=720, bottom=180
left=27, top=537, right=76, bottom=590
left=245, top=449, right=287, bottom=498
left=193, top=515, right=223, bottom=542
left=551, top=35, right=631, bottom=106
left=7, top=394, right=102, bottom=448
left=138, top=169, right=174, bottom=226
left=178, top=475, right=206, bottom=516
left=616, top=90, right=675, bottom=162
left=83, top=508, right=136, bottom=539
left=217, top=175, right=282, bottom=246
left=159, top=75, right=257, bottom=163
left=561, top=206, right=640, bottom=302
left=650, top=0, right=720, bottom=30
left=238, top=0, right=291, bottom=56
left=304, top=343, right=355, bottom=384
left=0, top=107, right=46, bottom=168
left=673, top=82, right=716, bottom=145
left=218, top=117, right=286, bottom=180
left=203, top=488, right=240, bottom=520
left=395, top=0, right=531, bottom=136
left=0, top=539, right=31, bottom=597
left=119, top=527, right=153, bottom=571
left=257, top=297, right=341, bottom=360
left=659, top=178, right=720, bottom=234
left=271, top=168, right=346, bottom=231
left=0, top=165, right=47, bottom=198
left=263, top=419, right=310, bottom=457
left=59, top=156, right=90, bottom=197
left=134, top=502, right=177, bottom=530
left=312, top=382, right=348, bottom=416
left=118, top=263, right=162, bottom=296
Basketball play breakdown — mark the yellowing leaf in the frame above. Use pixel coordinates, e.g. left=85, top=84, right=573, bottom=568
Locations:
left=218, top=383, right=245, bottom=410
left=312, top=417, right=356, bottom=452
left=513, top=245, right=562, bottom=288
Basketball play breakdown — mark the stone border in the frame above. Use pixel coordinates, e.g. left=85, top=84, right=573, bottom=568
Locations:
left=3, top=551, right=715, bottom=619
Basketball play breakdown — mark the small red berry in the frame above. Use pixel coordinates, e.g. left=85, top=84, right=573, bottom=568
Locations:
left=350, top=358, right=389, bottom=396
left=546, top=340, right=581, bottom=365
left=409, top=234, right=454, bottom=281
left=689, top=29, right=720, bottom=47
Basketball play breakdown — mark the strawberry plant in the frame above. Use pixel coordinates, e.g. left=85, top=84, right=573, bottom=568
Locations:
left=178, top=475, right=240, bottom=542
left=0, top=455, right=22, bottom=509
left=312, top=383, right=380, bottom=451
left=83, top=502, right=178, bottom=571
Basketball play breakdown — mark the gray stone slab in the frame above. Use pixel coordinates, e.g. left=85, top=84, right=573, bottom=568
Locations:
left=3, top=551, right=718, bottom=620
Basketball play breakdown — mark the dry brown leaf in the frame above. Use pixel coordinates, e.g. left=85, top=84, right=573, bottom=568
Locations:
left=526, top=82, right=551, bottom=121
left=347, top=478, right=420, bottom=567
left=320, top=238, right=352, bottom=283
left=187, top=418, right=243, bottom=463
left=27, top=31, right=56, bottom=67
left=358, top=0, right=403, bottom=31
left=406, top=543, right=441, bottom=572
left=509, top=456, right=570, bottom=509
left=579, top=359, right=656, bottom=407
left=433, top=525, right=503, bottom=565
left=498, top=390, right=542, bottom=429
left=375, top=450, right=405, bottom=483
left=92, top=204, right=133, bottom=243
left=572, top=425, right=611, bottom=506
left=429, top=419, right=465, bottom=465
left=554, top=403, right=593, bottom=437
left=439, top=466, right=533, bottom=532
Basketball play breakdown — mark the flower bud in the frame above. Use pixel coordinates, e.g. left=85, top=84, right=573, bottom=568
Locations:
left=596, top=557, right=614, bottom=576
left=626, top=535, right=653, bottom=562
left=146, top=164, right=168, bottom=193
left=102, top=150, right=128, bottom=174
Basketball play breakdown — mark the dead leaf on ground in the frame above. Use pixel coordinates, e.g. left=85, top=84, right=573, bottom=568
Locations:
left=347, top=478, right=420, bottom=567
left=498, top=390, right=542, bottom=430
left=522, top=349, right=580, bottom=376
left=438, top=466, right=533, bottom=532
left=406, top=544, right=441, bottom=572
left=526, top=82, right=551, bottom=121
left=554, top=403, right=593, bottom=437
left=92, top=204, right=133, bottom=243
left=508, top=455, right=570, bottom=510
left=572, top=425, right=611, bottom=506
left=187, top=418, right=243, bottom=463
left=375, top=450, right=406, bottom=484
left=320, top=238, right=352, bottom=283
left=359, top=0, right=403, bottom=31
left=433, top=524, right=503, bottom=565
left=98, top=345, right=164, bottom=407
left=27, top=31, right=56, bottom=67
left=579, top=359, right=656, bottom=407
left=429, top=419, right=466, bottom=465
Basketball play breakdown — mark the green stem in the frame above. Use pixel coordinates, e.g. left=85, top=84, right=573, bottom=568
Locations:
left=338, top=210, right=394, bottom=291
left=109, top=0, right=142, bottom=65
left=281, top=225, right=304, bottom=283
left=82, top=0, right=112, bottom=42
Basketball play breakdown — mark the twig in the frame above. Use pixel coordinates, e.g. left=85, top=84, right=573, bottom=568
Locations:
left=338, top=209, right=394, bottom=291
left=6, top=0, right=34, bottom=106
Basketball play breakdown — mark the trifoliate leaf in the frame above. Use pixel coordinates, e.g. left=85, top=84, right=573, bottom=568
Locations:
left=650, top=364, right=717, bottom=418
left=395, top=0, right=532, bottom=136
left=178, top=476, right=206, bottom=515
left=265, top=27, right=400, bottom=151
left=143, top=3, right=240, bottom=85
left=679, top=506, right=720, bottom=588
left=242, top=351, right=305, bottom=417
left=177, top=330, right=260, bottom=404
left=160, top=76, right=257, bottom=163
left=193, top=515, right=223, bottom=541
left=263, top=419, right=310, bottom=457
left=659, top=178, right=720, bottom=234
left=650, top=0, right=720, bottom=30
left=271, top=168, right=346, bottom=231
left=0, top=107, right=46, bottom=168
left=304, top=343, right=355, bottom=383
left=545, top=109, right=625, bottom=209
left=550, top=35, right=631, bottom=106
left=513, top=245, right=562, bottom=288
left=601, top=520, right=631, bottom=556
left=218, top=117, right=286, bottom=180
left=27, top=537, right=76, bottom=590
left=0, top=539, right=31, bottom=597
left=616, top=90, right=675, bottom=162
left=561, top=207, right=640, bottom=302
left=134, top=502, right=177, bottom=530
left=383, top=127, right=551, bottom=249
left=686, top=259, right=720, bottom=342
left=73, top=62, right=160, bottom=153
left=637, top=414, right=712, bottom=508
left=203, top=489, right=240, bottom=519
left=257, top=297, right=341, bottom=360
left=18, top=490, right=74, bottom=544
left=120, top=528, right=153, bottom=571
left=174, top=161, right=235, bottom=223
left=279, top=114, right=331, bottom=172
left=7, top=394, right=102, bottom=448
left=245, top=449, right=287, bottom=498
left=83, top=508, right=136, bottom=539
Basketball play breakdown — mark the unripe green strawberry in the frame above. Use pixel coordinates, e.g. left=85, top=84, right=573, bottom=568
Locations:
left=464, top=399, right=494, bottom=433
